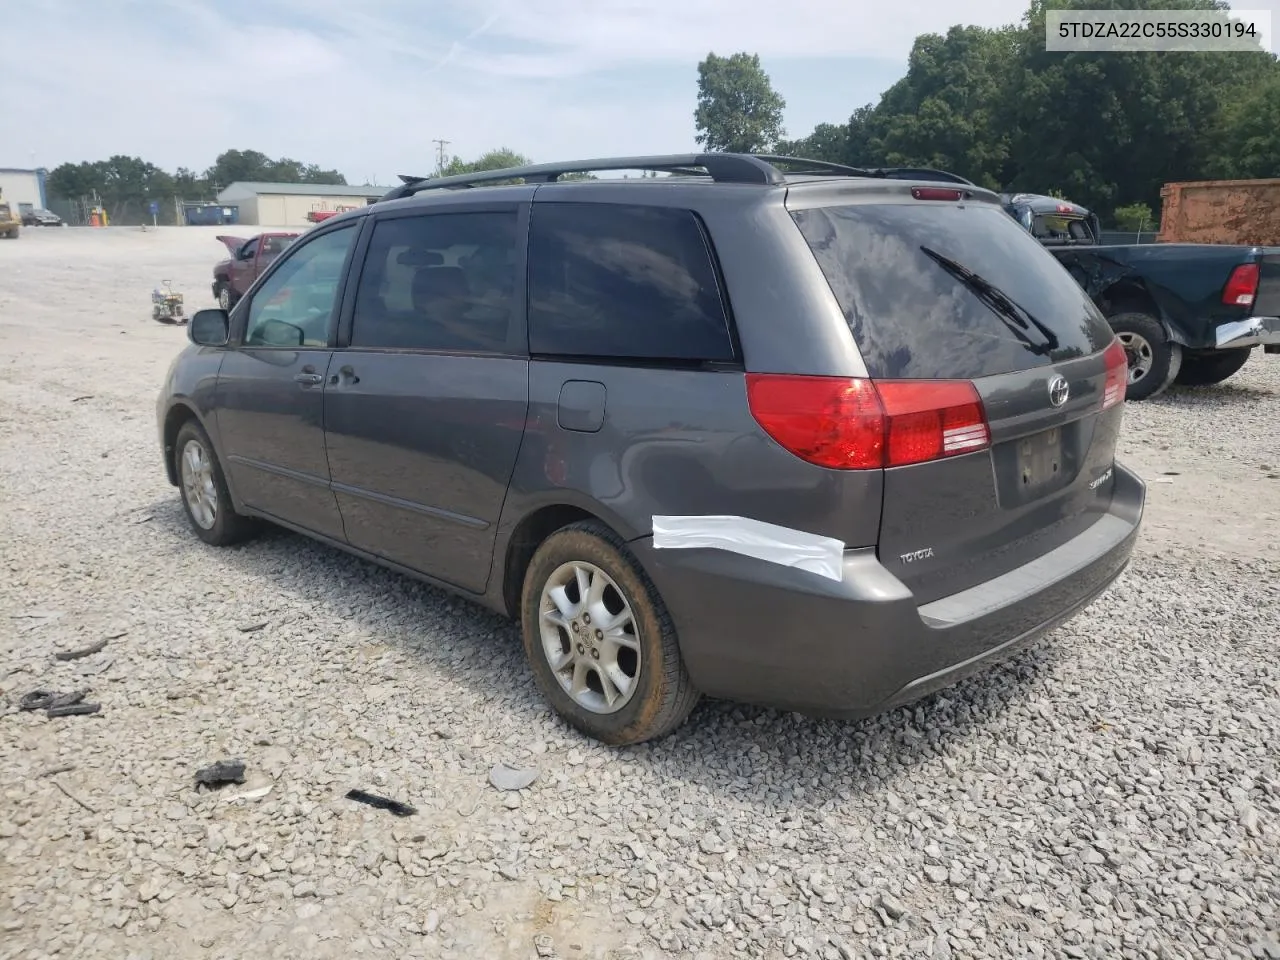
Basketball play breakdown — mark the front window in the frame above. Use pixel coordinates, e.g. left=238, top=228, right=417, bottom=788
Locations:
left=242, top=225, right=357, bottom=348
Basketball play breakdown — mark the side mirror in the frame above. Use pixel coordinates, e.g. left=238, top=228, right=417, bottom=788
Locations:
left=189, top=308, right=230, bottom=346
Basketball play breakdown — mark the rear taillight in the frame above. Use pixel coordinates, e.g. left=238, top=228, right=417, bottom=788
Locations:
left=1222, top=263, right=1259, bottom=307
left=744, top=375, right=885, bottom=469
left=1101, top=338, right=1127, bottom=410
left=877, top=381, right=990, bottom=466
left=745, top=374, right=990, bottom=470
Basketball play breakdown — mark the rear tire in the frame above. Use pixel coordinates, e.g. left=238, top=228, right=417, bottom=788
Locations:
left=520, top=521, right=700, bottom=745
left=173, top=420, right=259, bottom=547
left=1174, top=348, right=1252, bottom=387
left=1108, top=312, right=1181, bottom=401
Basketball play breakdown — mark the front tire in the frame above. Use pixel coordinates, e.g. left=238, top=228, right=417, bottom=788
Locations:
left=1174, top=348, right=1252, bottom=387
left=215, top=283, right=234, bottom=312
left=173, top=420, right=258, bottom=546
left=520, top=521, right=700, bottom=745
left=1108, top=312, right=1182, bottom=401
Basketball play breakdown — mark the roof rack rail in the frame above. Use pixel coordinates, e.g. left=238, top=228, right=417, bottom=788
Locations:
left=749, top=155, right=878, bottom=177
left=375, top=153, right=976, bottom=203
left=379, top=153, right=787, bottom=202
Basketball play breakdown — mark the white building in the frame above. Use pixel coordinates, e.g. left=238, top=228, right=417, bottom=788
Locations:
left=0, top=168, right=48, bottom=217
left=215, top=182, right=391, bottom=226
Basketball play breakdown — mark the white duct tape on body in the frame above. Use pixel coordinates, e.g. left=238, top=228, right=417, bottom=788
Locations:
left=651, top=515, right=845, bottom=583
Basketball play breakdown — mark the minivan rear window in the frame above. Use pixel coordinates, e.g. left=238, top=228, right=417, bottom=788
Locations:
left=791, top=202, right=1114, bottom=380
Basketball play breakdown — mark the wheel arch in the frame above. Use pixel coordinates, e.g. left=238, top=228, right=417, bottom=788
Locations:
left=162, top=401, right=204, bottom=486
left=500, top=503, right=603, bottom=619
left=1099, top=279, right=1187, bottom=346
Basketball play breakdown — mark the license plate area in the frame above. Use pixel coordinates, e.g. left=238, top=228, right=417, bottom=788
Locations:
left=993, top=423, right=1081, bottom=507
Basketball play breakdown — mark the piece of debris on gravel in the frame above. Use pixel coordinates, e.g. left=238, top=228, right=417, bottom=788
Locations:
left=193, top=759, right=247, bottom=788
left=488, top=762, right=539, bottom=791
left=53, top=637, right=112, bottom=661
left=0, top=228, right=1276, bottom=959
left=345, top=788, right=418, bottom=817
left=44, top=701, right=101, bottom=718
left=17, top=688, right=101, bottom=718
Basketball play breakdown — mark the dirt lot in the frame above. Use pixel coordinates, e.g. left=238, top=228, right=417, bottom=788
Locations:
left=1, top=225, right=1277, bottom=960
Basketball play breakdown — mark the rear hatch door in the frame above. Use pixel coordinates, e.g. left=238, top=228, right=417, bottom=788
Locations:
left=790, top=189, right=1123, bottom=604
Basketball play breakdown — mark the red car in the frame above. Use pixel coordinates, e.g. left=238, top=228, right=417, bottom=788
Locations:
left=212, top=232, right=299, bottom=311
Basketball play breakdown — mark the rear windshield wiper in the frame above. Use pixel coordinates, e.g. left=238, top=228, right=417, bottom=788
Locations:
left=920, top=246, right=1060, bottom=355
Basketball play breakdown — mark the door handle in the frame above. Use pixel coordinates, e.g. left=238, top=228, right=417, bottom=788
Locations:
left=294, top=372, right=323, bottom=386
left=329, top=364, right=360, bottom=386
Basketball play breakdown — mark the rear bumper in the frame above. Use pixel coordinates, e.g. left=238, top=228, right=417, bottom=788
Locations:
left=1215, top=316, right=1280, bottom=349
left=631, top=462, right=1145, bottom=719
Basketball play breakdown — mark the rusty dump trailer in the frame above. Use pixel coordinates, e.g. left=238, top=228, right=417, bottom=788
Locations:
left=1157, top=178, right=1280, bottom=245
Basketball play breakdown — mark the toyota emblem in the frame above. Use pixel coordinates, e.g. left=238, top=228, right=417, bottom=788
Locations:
left=1047, top=375, right=1070, bottom=407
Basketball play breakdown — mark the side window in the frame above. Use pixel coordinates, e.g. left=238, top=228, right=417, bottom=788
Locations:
left=349, top=212, right=519, bottom=353
left=243, top=224, right=357, bottom=348
left=528, top=203, right=734, bottom=362
left=240, top=238, right=259, bottom=260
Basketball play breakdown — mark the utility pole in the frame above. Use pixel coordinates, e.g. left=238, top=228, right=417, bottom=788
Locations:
left=433, top=139, right=451, bottom=174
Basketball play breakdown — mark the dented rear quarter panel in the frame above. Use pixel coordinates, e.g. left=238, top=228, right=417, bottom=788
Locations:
left=1051, top=243, right=1270, bottom=349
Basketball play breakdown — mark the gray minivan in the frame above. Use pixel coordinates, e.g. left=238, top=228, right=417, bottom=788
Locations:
left=158, top=154, right=1144, bottom=745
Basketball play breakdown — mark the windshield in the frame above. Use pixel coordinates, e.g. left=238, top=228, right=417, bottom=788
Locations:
left=790, top=201, right=1114, bottom=380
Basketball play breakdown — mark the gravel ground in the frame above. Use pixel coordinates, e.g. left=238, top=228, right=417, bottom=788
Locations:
left=1, top=226, right=1278, bottom=960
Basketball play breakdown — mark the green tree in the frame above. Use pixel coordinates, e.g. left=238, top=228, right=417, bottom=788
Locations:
left=204, top=149, right=346, bottom=188
left=267, top=158, right=347, bottom=184
left=172, top=166, right=207, bottom=197
left=46, top=161, right=104, bottom=202
left=47, top=155, right=174, bottom=222
left=870, top=25, right=1019, bottom=189
left=845, top=106, right=888, bottom=167
left=1113, top=202, right=1156, bottom=231
left=203, top=149, right=273, bottom=186
left=694, top=52, right=786, bottom=153
left=1212, top=72, right=1280, bottom=178
left=47, top=148, right=353, bottom=223
left=439, top=148, right=531, bottom=177
left=1000, top=0, right=1273, bottom=216
left=774, top=123, right=853, bottom=164
left=770, top=0, right=1280, bottom=222
left=437, top=149, right=600, bottom=182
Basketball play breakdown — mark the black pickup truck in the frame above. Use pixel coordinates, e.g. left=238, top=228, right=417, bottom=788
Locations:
left=1004, top=192, right=1280, bottom=400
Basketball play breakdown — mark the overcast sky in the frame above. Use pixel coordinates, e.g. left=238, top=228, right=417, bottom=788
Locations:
left=0, top=0, right=1099, bottom=184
